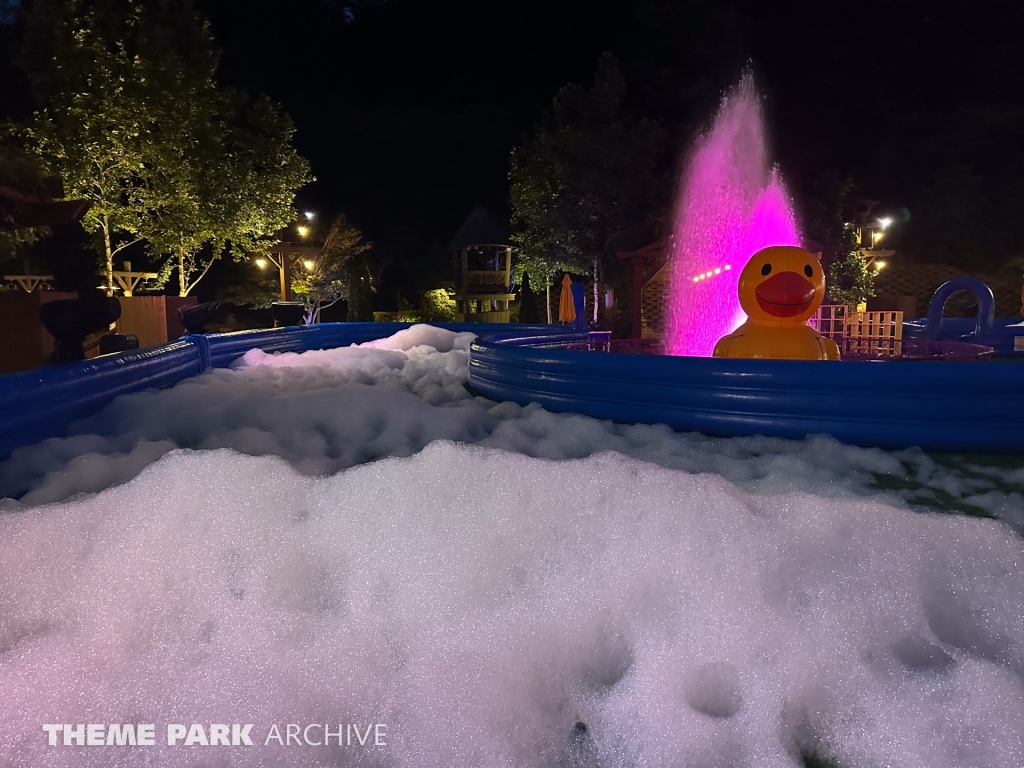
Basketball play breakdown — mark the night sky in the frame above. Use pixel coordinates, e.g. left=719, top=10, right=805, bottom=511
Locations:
left=5, top=0, right=1024, bottom=302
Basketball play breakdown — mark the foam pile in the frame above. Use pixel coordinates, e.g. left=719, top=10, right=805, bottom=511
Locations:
left=1, top=325, right=1023, bottom=766
left=1, top=443, right=1022, bottom=767
left=1, top=326, right=1021, bottom=534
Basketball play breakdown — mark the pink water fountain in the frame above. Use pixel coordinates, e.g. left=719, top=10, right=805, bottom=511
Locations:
left=666, top=74, right=800, bottom=357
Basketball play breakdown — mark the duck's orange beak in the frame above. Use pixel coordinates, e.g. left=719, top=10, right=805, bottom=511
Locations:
left=755, top=272, right=816, bottom=317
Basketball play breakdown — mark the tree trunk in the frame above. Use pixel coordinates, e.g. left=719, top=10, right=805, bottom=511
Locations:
left=593, top=260, right=599, bottom=323
left=102, top=217, right=113, bottom=297
left=178, top=246, right=186, bottom=297
left=546, top=282, right=551, bottom=324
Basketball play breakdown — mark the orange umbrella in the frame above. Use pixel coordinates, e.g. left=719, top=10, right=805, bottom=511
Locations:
left=558, top=274, right=576, bottom=324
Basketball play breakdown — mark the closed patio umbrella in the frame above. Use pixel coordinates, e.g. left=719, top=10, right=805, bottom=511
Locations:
left=558, top=274, right=576, bottom=324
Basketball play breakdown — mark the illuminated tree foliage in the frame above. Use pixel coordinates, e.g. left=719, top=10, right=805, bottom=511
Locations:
left=291, top=213, right=370, bottom=324
left=148, top=92, right=311, bottom=297
left=18, top=0, right=310, bottom=296
left=801, top=171, right=876, bottom=307
left=827, top=246, right=875, bottom=307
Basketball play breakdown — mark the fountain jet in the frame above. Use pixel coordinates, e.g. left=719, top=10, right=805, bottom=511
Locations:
left=666, top=73, right=799, bottom=357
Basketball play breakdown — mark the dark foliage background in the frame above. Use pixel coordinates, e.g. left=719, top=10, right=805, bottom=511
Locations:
left=4, top=0, right=1023, bottom=303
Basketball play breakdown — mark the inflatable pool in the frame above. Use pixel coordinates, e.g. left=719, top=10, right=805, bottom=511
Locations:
left=2, top=277, right=1022, bottom=458
left=468, top=330, right=1022, bottom=454
left=468, top=281, right=1024, bottom=454
left=902, top=277, right=1024, bottom=356
left=0, top=323, right=548, bottom=460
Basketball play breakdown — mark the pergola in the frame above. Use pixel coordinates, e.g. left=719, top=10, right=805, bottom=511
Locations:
left=258, top=241, right=322, bottom=302
left=3, top=274, right=53, bottom=292
left=97, top=261, right=159, bottom=297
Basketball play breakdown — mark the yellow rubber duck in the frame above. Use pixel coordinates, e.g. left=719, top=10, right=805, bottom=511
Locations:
left=713, top=245, right=840, bottom=360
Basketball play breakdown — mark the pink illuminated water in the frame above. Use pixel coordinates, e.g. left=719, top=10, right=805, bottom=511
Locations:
left=666, top=74, right=799, bottom=356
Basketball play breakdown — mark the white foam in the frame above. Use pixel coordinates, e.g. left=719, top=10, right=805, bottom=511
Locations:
left=0, top=443, right=1022, bottom=767
left=2, top=326, right=1021, bottom=535
left=2, top=326, right=1024, bottom=765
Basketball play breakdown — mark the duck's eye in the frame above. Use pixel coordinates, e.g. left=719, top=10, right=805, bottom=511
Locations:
left=804, top=264, right=813, bottom=277
left=760, top=263, right=772, bottom=276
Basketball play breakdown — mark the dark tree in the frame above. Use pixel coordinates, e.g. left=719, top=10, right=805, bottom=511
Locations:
left=510, top=53, right=667, bottom=323
left=517, top=271, right=539, bottom=323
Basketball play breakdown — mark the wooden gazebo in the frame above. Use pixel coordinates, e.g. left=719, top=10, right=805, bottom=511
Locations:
left=449, top=206, right=515, bottom=323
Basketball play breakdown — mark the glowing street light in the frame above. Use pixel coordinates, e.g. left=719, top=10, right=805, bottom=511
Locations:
left=304, top=211, right=316, bottom=221
left=255, top=258, right=267, bottom=269
left=875, top=260, right=887, bottom=271
left=297, top=225, right=309, bottom=237
left=878, top=217, right=892, bottom=230
left=303, top=260, right=315, bottom=271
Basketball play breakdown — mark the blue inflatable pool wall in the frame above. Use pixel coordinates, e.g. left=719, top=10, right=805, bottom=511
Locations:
left=468, top=329, right=1024, bottom=454
left=2, top=289, right=1023, bottom=459
left=0, top=323, right=547, bottom=461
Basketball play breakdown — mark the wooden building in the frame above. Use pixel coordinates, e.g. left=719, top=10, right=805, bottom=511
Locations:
left=449, top=206, right=515, bottom=323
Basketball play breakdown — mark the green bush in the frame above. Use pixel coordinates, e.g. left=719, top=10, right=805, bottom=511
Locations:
left=420, top=289, right=457, bottom=322
left=372, top=310, right=421, bottom=323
